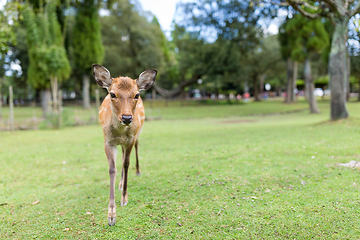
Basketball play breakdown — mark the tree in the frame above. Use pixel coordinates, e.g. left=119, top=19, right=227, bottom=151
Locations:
left=153, top=24, right=213, bottom=98
left=23, top=0, right=71, bottom=120
left=73, top=0, right=104, bottom=109
left=176, top=0, right=271, bottom=52
left=282, top=0, right=360, bottom=120
left=0, top=1, right=19, bottom=119
left=279, top=17, right=299, bottom=103
left=100, top=0, right=166, bottom=79
left=285, top=14, right=329, bottom=113
left=154, top=0, right=270, bottom=99
left=350, top=47, right=360, bottom=101
left=241, top=35, right=283, bottom=101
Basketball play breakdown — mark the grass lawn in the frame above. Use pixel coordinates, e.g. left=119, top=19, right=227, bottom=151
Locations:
left=0, top=97, right=330, bottom=125
left=1, top=101, right=360, bottom=238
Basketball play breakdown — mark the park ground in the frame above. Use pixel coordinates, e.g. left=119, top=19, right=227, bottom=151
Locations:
left=1, top=99, right=360, bottom=238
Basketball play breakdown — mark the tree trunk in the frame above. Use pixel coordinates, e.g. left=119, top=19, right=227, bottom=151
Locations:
left=252, top=74, right=260, bottom=101
left=40, top=89, right=51, bottom=117
left=82, top=74, right=91, bottom=109
left=329, top=20, right=349, bottom=120
left=259, top=74, right=264, bottom=98
left=9, top=86, right=14, bottom=132
left=58, top=90, right=63, bottom=128
left=292, top=61, right=298, bottom=102
left=50, top=76, right=60, bottom=128
left=0, top=93, right=2, bottom=120
left=285, top=57, right=294, bottom=103
left=358, top=77, right=360, bottom=102
left=50, top=76, right=58, bottom=114
left=346, top=53, right=350, bottom=101
left=0, top=77, right=3, bottom=120
left=304, top=58, right=319, bottom=113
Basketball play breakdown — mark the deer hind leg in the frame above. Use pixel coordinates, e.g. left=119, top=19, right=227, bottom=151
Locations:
left=135, top=140, right=140, bottom=176
left=120, top=144, right=134, bottom=206
left=119, top=146, right=124, bottom=191
left=104, top=144, right=117, bottom=226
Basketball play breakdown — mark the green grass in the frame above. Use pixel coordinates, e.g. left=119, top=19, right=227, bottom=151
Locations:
left=1, top=101, right=360, bottom=238
left=0, top=98, right=326, bottom=124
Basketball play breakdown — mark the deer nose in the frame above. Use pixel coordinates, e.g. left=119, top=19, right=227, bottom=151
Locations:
left=121, top=115, right=132, bottom=125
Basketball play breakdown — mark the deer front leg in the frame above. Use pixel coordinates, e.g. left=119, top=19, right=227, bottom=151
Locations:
left=135, top=140, right=140, bottom=176
left=120, top=144, right=133, bottom=206
left=119, top=146, right=124, bottom=191
left=105, top=144, right=117, bottom=226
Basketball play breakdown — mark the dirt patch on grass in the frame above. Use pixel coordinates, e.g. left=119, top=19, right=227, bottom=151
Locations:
left=338, top=161, right=360, bottom=168
left=220, top=119, right=257, bottom=124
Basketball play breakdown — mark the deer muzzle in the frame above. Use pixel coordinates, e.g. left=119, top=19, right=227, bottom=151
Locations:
left=121, top=115, right=132, bottom=125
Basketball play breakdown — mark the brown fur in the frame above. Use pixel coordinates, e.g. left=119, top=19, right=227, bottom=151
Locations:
left=93, top=64, right=156, bottom=226
left=99, top=77, right=145, bottom=226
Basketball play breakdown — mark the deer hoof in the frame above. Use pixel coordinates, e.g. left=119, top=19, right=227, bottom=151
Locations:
left=108, top=217, right=116, bottom=226
left=120, top=201, right=128, bottom=206
left=136, top=172, right=141, bottom=176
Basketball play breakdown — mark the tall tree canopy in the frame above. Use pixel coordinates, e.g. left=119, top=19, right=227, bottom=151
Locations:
left=23, top=0, right=71, bottom=116
left=0, top=2, right=19, bottom=56
left=154, top=24, right=213, bottom=98
left=277, top=0, right=360, bottom=120
left=279, top=15, right=300, bottom=104
left=176, top=0, right=272, bottom=52
left=100, top=0, right=166, bottom=79
left=242, top=34, right=283, bottom=101
left=285, top=14, right=329, bottom=113
left=72, top=0, right=104, bottom=108
left=152, top=0, right=276, bottom=98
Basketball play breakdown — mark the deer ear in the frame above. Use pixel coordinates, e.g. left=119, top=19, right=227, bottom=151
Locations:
left=92, top=64, right=113, bottom=89
left=137, top=69, right=157, bottom=91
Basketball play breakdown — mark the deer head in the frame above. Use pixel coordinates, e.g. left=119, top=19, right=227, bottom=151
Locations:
left=92, top=64, right=157, bottom=125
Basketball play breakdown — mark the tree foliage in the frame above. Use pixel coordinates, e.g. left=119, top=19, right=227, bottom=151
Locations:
left=285, top=14, right=329, bottom=61
left=72, top=0, right=104, bottom=73
left=0, top=2, right=20, bottom=56
left=151, top=0, right=278, bottom=98
left=176, top=0, right=271, bottom=53
left=23, top=0, right=70, bottom=89
left=100, top=0, right=166, bottom=79
left=278, top=0, right=360, bottom=120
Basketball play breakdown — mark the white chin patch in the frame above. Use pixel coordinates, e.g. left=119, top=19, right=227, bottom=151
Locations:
left=121, top=122, right=132, bottom=126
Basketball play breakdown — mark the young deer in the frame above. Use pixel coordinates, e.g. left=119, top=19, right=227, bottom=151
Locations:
left=92, top=64, right=157, bottom=226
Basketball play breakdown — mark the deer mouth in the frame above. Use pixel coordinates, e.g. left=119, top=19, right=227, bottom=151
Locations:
left=120, top=122, right=132, bottom=126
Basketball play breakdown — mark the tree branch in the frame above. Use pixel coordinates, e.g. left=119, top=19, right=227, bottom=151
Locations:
left=153, top=76, right=201, bottom=99
left=302, top=2, right=319, bottom=11
left=286, top=0, right=320, bottom=19
left=320, top=0, right=343, bottom=15
left=350, top=0, right=360, bottom=16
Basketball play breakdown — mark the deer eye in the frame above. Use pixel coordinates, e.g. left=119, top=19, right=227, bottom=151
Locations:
left=134, top=94, right=140, bottom=99
left=110, top=93, right=116, bottom=98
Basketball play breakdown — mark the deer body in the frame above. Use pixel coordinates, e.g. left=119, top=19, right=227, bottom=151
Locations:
left=92, top=64, right=156, bottom=226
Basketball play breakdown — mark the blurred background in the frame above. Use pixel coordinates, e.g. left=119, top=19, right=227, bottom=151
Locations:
left=3, top=2, right=360, bottom=237
left=0, top=0, right=360, bottom=130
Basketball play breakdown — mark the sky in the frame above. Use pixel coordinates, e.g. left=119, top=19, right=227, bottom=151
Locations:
left=138, top=0, right=189, bottom=36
